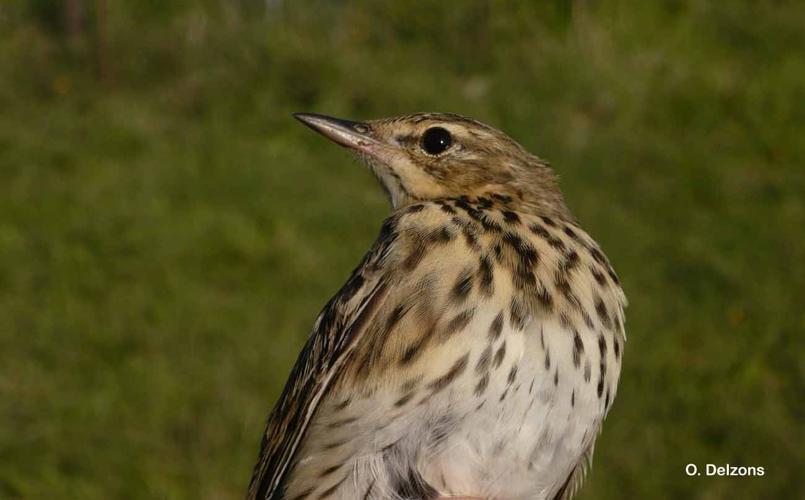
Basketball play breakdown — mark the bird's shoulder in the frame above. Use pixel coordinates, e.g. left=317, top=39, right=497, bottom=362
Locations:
left=246, top=201, right=464, bottom=499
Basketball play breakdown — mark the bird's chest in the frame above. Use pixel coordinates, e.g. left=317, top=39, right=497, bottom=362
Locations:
left=283, top=208, right=626, bottom=499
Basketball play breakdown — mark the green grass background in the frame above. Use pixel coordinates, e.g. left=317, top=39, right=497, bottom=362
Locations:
left=1, top=1, right=803, bottom=498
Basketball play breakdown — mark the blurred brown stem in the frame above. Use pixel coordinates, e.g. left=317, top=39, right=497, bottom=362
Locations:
left=63, top=0, right=84, bottom=38
left=95, top=0, right=110, bottom=83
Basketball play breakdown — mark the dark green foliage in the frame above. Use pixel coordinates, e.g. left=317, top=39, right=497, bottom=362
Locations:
left=0, top=1, right=802, bottom=498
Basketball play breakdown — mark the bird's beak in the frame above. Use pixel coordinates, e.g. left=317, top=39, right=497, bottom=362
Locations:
left=293, top=113, right=389, bottom=161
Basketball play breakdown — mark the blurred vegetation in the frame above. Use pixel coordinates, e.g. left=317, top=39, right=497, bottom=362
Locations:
left=0, top=0, right=803, bottom=498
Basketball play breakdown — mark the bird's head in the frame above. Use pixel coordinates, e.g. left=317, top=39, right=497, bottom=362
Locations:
left=294, top=112, right=570, bottom=218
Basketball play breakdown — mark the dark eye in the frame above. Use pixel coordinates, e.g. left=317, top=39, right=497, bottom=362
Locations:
left=421, top=127, right=453, bottom=155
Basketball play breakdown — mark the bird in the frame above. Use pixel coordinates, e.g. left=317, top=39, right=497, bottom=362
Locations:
left=247, top=112, right=627, bottom=500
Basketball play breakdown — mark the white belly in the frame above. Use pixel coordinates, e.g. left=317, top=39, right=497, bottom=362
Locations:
left=291, top=309, right=613, bottom=500
left=416, top=317, right=605, bottom=499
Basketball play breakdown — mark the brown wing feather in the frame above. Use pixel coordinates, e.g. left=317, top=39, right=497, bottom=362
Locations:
left=552, top=440, right=596, bottom=500
left=246, top=218, right=400, bottom=500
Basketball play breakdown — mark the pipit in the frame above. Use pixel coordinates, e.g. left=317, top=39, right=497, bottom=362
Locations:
left=247, top=113, right=626, bottom=500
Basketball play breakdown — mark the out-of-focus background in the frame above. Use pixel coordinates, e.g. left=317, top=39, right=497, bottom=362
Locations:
left=1, top=1, right=803, bottom=498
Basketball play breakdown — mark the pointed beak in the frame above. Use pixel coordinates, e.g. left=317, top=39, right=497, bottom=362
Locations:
left=293, top=113, right=386, bottom=158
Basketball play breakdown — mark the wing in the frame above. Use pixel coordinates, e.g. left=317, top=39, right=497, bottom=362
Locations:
left=246, top=217, right=400, bottom=500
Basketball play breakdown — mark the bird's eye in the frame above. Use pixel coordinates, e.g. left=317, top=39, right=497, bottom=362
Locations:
left=421, top=127, right=453, bottom=155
